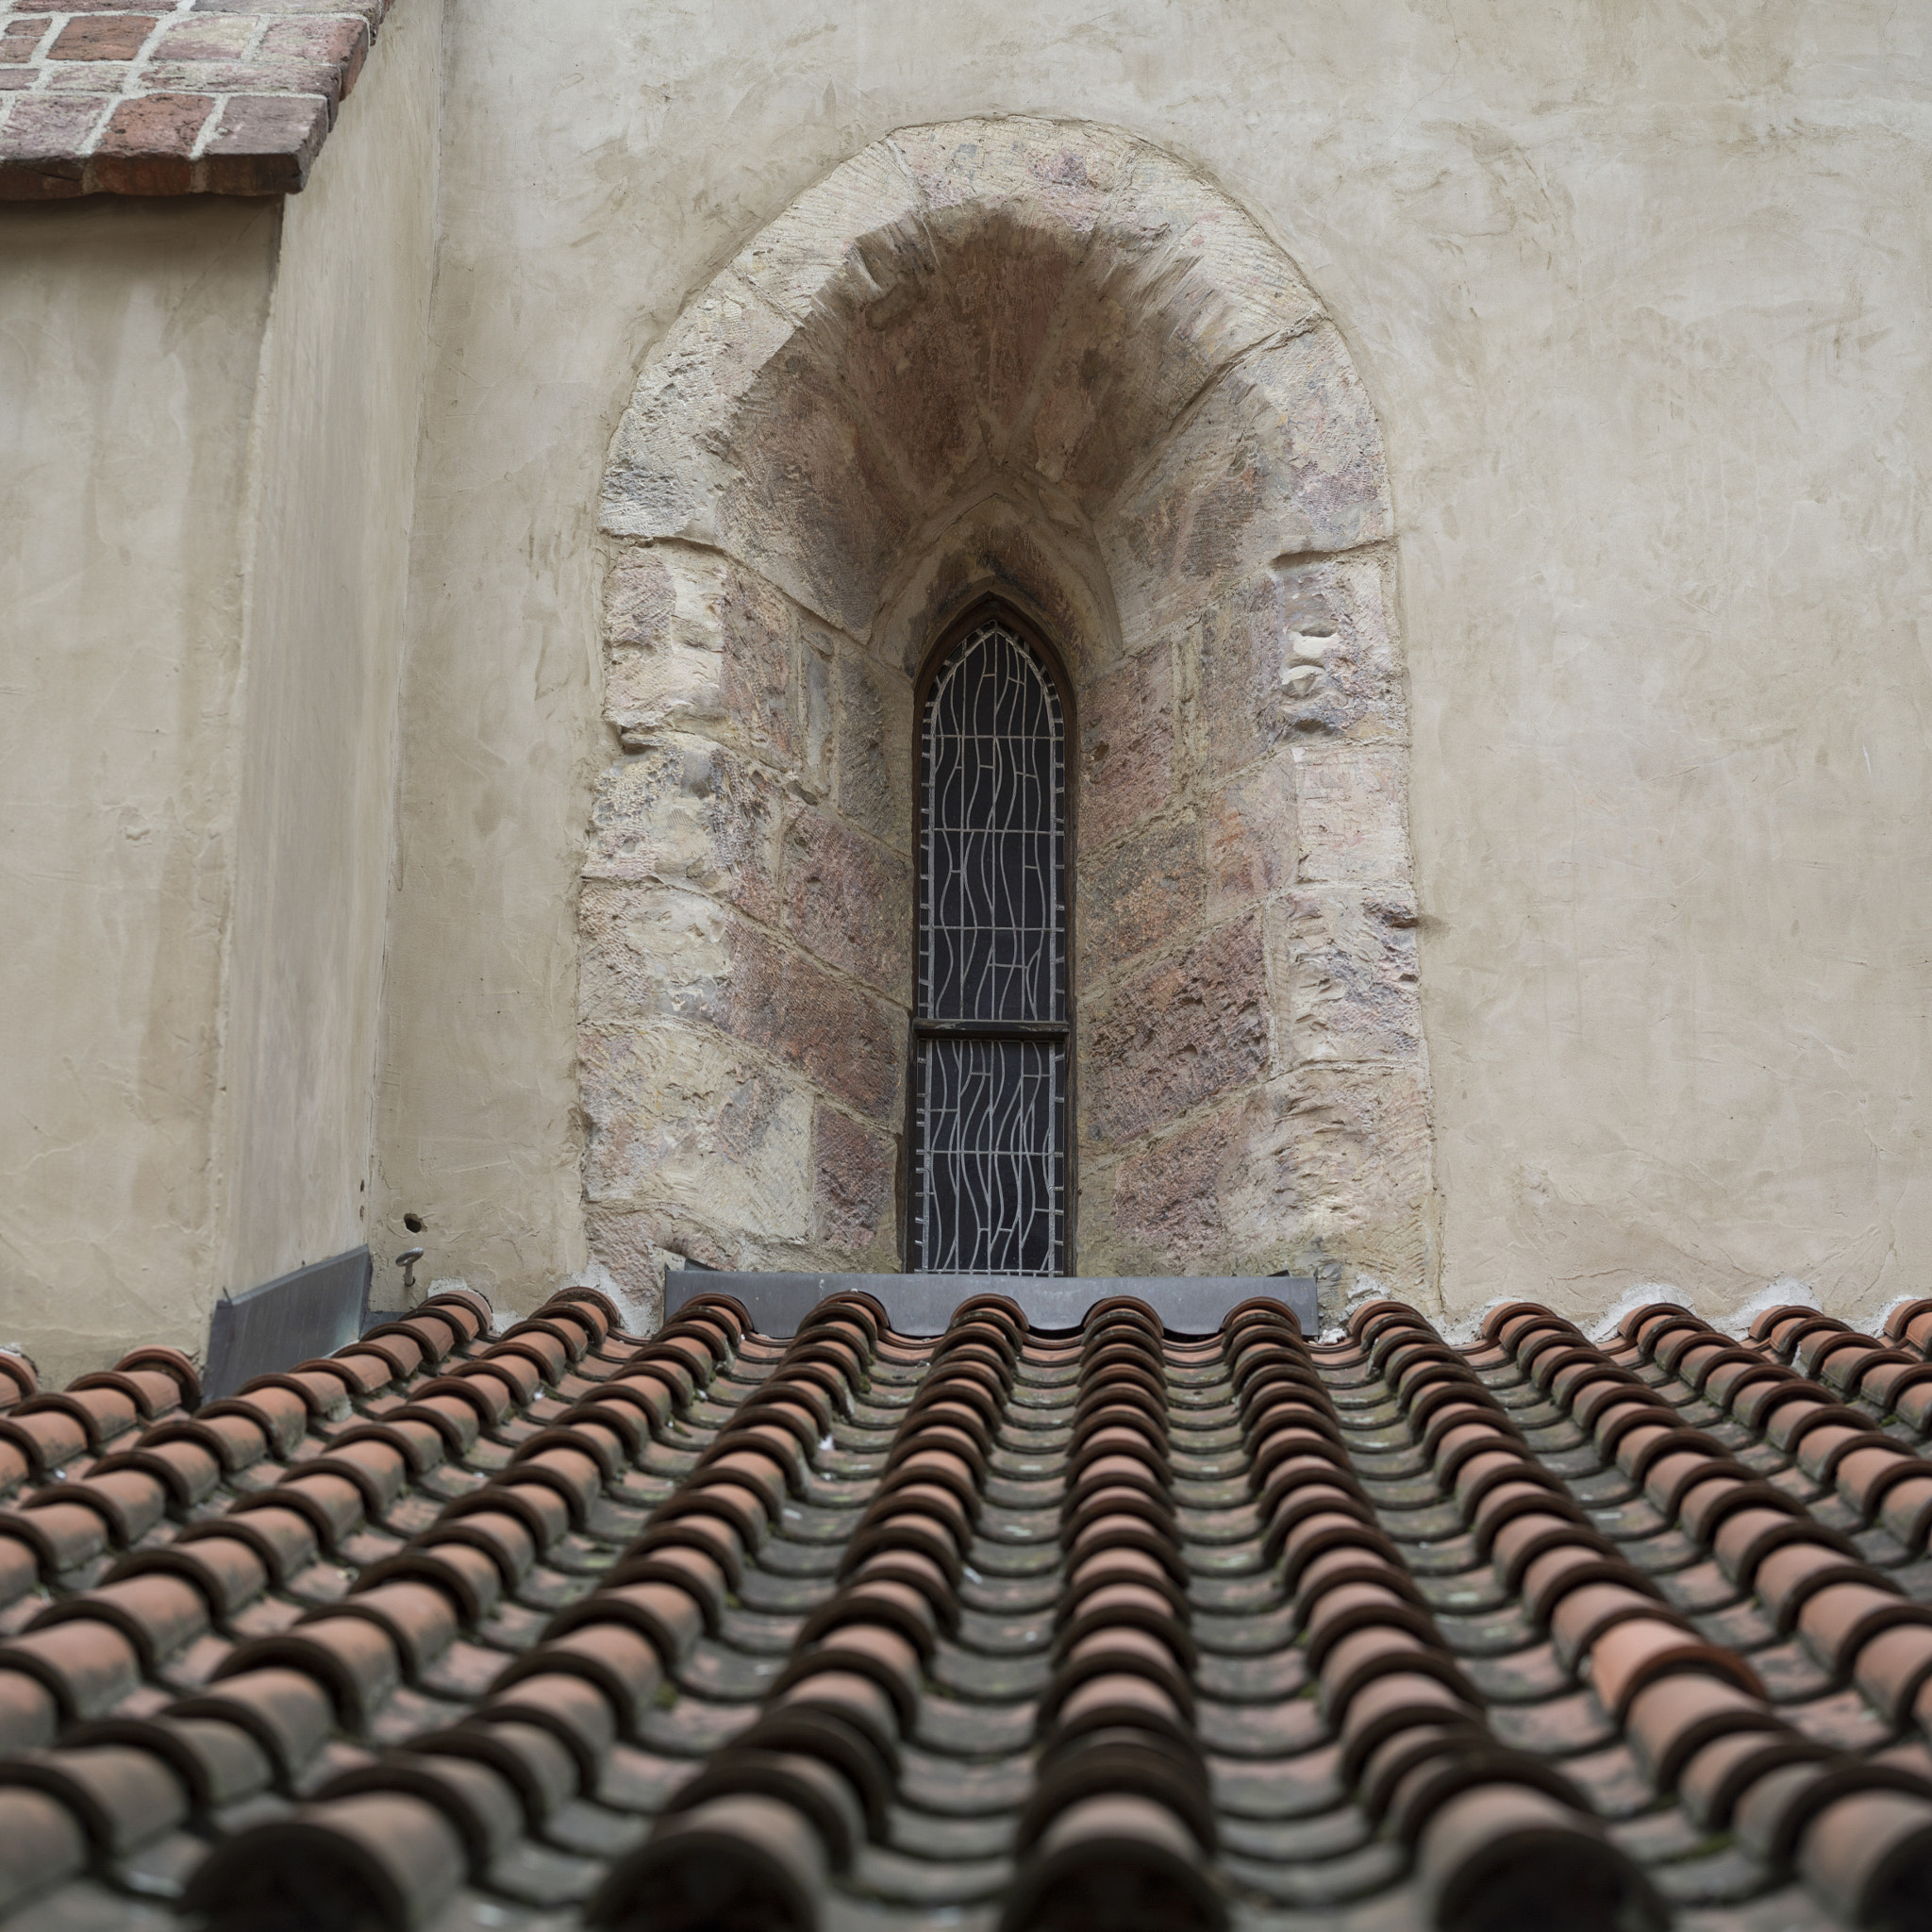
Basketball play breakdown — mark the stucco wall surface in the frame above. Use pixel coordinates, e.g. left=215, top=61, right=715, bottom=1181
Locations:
left=0, top=0, right=439, bottom=1384
left=0, top=194, right=275, bottom=1380
left=381, top=0, right=1932, bottom=1330
left=218, top=0, right=441, bottom=1300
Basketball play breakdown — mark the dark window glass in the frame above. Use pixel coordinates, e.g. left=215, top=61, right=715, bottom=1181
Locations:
left=911, top=617, right=1067, bottom=1274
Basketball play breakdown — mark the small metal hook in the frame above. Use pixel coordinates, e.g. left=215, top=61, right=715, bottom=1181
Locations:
left=394, top=1248, right=425, bottom=1296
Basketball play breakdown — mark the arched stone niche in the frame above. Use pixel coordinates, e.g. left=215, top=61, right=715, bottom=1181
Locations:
left=582, top=117, right=1433, bottom=1310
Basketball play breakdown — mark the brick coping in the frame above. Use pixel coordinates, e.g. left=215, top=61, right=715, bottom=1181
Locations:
left=0, top=0, right=395, bottom=199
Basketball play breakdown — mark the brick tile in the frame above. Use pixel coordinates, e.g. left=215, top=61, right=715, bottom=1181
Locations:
left=0, top=19, right=48, bottom=59
left=0, top=66, right=35, bottom=88
left=43, top=61, right=129, bottom=90
left=194, top=0, right=383, bottom=18
left=0, top=90, right=100, bottom=194
left=90, top=90, right=212, bottom=193
left=198, top=89, right=325, bottom=193
left=258, top=14, right=366, bottom=95
left=142, top=58, right=342, bottom=107
left=151, top=12, right=257, bottom=58
left=48, top=12, right=157, bottom=59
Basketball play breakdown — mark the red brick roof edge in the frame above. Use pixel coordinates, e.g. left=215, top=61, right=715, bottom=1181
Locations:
left=0, top=0, right=394, bottom=200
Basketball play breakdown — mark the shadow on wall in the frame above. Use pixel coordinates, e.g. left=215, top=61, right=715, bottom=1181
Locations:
left=578, top=117, right=1433, bottom=1306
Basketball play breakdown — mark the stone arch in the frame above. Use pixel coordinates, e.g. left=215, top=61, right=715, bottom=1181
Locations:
left=582, top=117, right=1433, bottom=1313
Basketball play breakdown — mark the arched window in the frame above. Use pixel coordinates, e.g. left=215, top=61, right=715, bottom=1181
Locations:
left=911, top=610, right=1069, bottom=1274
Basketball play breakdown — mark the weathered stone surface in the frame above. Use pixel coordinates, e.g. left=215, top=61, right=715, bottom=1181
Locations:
left=603, top=549, right=798, bottom=765
left=1103, top=1091, right=1254, bottom=1270
left=1079, top=642, right=1173, bottom=848
left=715, top=348, right=913, bottom=638
left=718, top=563, right=797, bottom=764
left=1266, top=1061, right=1434, bottom=1292
left=1082, top=911, right=1270, bottom=1146
left=1272, top=551, right=1403, bottom=741
left=1023, top=141, right=1321, bottom=508
left=1293, top=747, right=1410, bottom=885
left=1107, top=325, right=1391, bottom=642
left=605, top=545, right=676, bottom=647
left=584, top=737, right=784, bottom=923
left=579, top=1207, right=675, bottom=1313
left=733, top=141, right=929, bottom=328
left=1079, top=812, right=1202, bottom=973
left=582, top=118, right=1424, bottom=1307
left=1203, top=747, right=1297, bottom=920
left=835, top=649, right=913, bottom=850
left=579, top=1020, right=812, bottom=1224
left=602, top=270, right=794, bottom=543
left=783, top=805, right=913, bottom=1002
left=1273, top=889, right=1422, bottom=1063
left=579, top=884, right=902, bottom=1120
left=1091, top=1058, right=1430, bottom=1289
left=722, top=921, right=903, bottom=1120
left=812, top=1104, right=895, bottom=1257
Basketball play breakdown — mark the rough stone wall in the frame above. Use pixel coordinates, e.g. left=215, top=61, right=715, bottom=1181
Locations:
left=1076, top=549, right=1428, bottom=1297
left=580, top=118, right=1433, bottom=1308
left=578, top=542, right=910, bottom=1291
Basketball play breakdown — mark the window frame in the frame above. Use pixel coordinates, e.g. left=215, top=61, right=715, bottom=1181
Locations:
left=902, top=597, right=1078, bottom=1275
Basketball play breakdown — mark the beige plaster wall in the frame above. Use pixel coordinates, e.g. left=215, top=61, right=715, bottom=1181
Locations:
left=0, top=2, right=440, bottom=1383
left=219, top=0, right=442, bottom=1299
left=0, top=195, right=275, bottom=1379
left=380, top=0, right=1932, bottom=1331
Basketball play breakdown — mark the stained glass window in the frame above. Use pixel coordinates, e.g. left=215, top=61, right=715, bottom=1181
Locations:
left=911, top=616, right=1068, bottom=1274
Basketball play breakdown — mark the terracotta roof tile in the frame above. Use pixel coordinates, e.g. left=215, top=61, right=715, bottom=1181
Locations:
left=0, top=1286, right=1924, bottom=1924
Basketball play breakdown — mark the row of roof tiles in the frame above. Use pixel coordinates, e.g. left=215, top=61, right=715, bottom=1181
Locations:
left=0, top=1284, right=1928, bottom=1927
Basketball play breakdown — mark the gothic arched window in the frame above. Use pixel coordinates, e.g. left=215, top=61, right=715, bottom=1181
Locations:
left=910, top=610, right=1069, bottom=1274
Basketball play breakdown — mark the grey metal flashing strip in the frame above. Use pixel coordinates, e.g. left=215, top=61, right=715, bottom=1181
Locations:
left=666, top=1272, right=1318, bottom=1339
left=204, top=1245, right=372, bottom=1399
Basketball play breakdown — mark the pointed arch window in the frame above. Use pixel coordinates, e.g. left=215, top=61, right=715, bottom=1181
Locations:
left=910, top=610, right=1069, bottom=1275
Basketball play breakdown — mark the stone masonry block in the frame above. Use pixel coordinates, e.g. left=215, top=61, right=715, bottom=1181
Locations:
left=1271, top=550, right=1403, bottom=741
left=1106, top=324, right=1391, bottom=644
left=783, top=805, right=912, bottom=1003
left=719, top=563, right=797, bottom=765
left=1102, top=1091, right=1255, bottom=1272
left=604, top=548, right=799, bottom=767
left=585, top=737, right=785, bottom=924
left=1022, top=137, right=1321, bottom=509
left=721, top=920, right=903, bottom=1120
left=1082, top=911, right=1269, bottom=1147
left=1267, top=1060, right=1433, bottom=1290
left=1272, top=889, right=1421, bottom=1064
left=1293, top=747, right=1410, bottom=885
left=1080, top=642, right=1173, bottom=850
left=578, top=884, right=902, bottom=1121
left=812, top=1105, right=894, bottom=1258
left=835, top=649, right=913, bottom=851
left=716, top=349, right=914, bottom=639
left=1079, top=812, right=1202, bottom=975
left=1203, top=747, right=1297, bottom=922
left=579, top=1208, right=673, bottom=1321
left=1095, top=1058, right=1430, bottom=1287
left=579, top=1021, right=812, bottom=1232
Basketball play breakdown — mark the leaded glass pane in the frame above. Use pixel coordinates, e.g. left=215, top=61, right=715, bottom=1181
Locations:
left=914, top=1038, right=1062, bottom=1274
left=920, top=622, right=1065, bottom=1024
left=911, top=617, right=1069, bottom=1276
